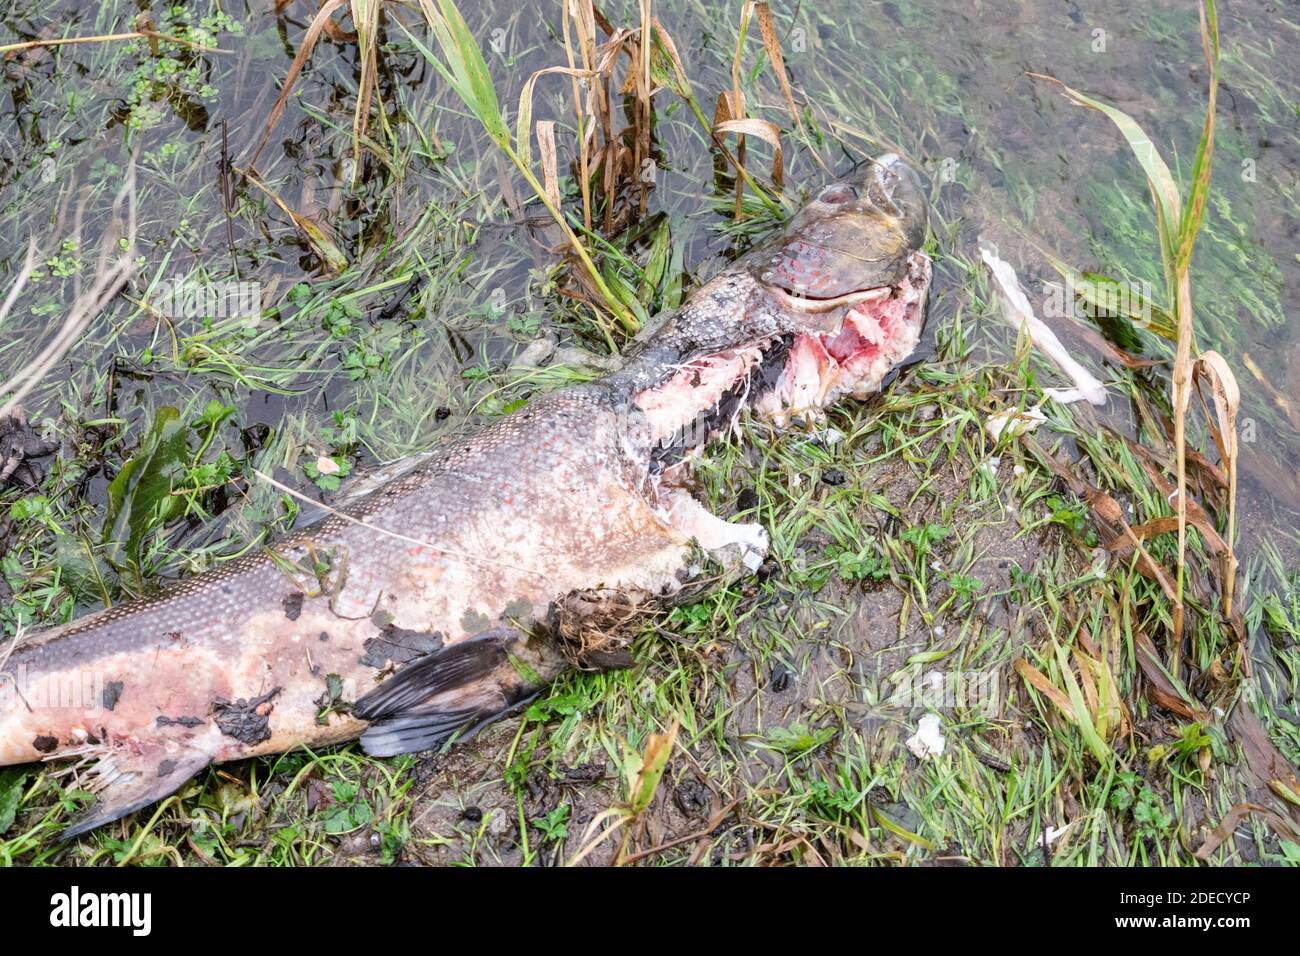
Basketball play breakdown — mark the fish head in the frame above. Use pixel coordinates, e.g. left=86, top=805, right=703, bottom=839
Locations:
left=756, top=152, right=928, bottom=301
left=748, top=152, right=932, bottom=418
left=631, top=153, right=931, bottom=470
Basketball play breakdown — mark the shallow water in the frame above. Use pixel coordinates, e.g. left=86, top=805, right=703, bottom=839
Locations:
left=0, top=0, right=1295, bottom=554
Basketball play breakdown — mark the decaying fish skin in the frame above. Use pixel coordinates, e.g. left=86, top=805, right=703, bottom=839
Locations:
left=0, top=154, right=931, bottom=837
left=0, top=405, right=60, bottom=488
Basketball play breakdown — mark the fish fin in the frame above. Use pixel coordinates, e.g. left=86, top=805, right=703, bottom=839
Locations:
left=357, top=706, right=499, bottom=758
left=355, top=627, right=562, bottom=758
left=354, top=629, right=514, bottom=721
left=62, top=741, right=211, bottom=839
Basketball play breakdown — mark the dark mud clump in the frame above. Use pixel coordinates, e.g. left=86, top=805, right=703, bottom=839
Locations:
left=211, top=688, right=281, bottom=745
left=156, top=714, right=205, bottom=729
left=0, top=406, right=59, bottom=488
left=282, top=592, right=305, bottom=621
left=102, top=681, right=124, bottom=711
left=360, top=623, right=444, bottom=669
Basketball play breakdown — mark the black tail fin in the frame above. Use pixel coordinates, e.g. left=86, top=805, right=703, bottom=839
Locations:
left=354, top=627, right=565, bottom=758
left=356, top=705, right=494, bottom=758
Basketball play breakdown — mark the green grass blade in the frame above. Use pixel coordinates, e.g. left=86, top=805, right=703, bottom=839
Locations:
left=413, top=0, right=507, bottom=146
left=436, top=0, right=507, bottom=143
left=1176, top=0, right=1220, bottom=271
left=1053, top=641, right=1111, bottom=765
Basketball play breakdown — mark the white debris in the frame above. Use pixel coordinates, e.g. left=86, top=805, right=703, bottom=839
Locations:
left=1043, top=386, right=1093, bottom=404
left=315, top=455, right=340, bottom=475
left=811, top=426, right=846, bottom=447
left=979, top=242, right=1107, bottom=406
left=985, top=404, right=1047, bottom=441
left=1039, top=823, right=1072, bottom=846
left=906, top=713, right=946, bottom=760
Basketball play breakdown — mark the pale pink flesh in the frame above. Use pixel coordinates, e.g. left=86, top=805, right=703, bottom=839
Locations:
left=634, top=346, right=764, bottom=443
left=772, top=264, right=927, bottom=414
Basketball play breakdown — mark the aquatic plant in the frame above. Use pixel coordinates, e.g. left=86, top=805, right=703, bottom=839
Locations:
left=1033, top=0, right=1239, bottom=649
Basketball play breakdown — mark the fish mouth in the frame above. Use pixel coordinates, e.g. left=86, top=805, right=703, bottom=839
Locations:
left=769, top=284, right=892, bottom=314
left=635, top=250, right=932, bottom=478
left=761, top=251, right=931, bottom=421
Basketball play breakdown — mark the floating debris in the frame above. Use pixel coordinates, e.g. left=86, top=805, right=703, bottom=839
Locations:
left=986, top=404, right=1047, bottom=441
left=906, top=712, right=946, bottom=760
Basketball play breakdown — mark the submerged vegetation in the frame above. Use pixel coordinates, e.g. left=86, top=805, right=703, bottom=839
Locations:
left=0, top=0, right=1298, bottom=865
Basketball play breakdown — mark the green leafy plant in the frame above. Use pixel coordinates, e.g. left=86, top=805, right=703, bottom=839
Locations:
left=1133, top=787, right=1175, bottom=842
left=945, top=572, right=982, bottom=602
left=1033, top=0, right=1236, bottom=643
left=103, top=406, right=190, bottom=573
left=304, top=455, right=353, bottom=492
left=829, top=544, right=890, bottom=583
left=0, top=770, right=27, bottom=836
left=900, top=523, right=949, bottom=555
left=531, top=804, right=571, bottom=843
left=322, top=779, right=374, bottom=834
left=753, top=721, right=837, bottom=756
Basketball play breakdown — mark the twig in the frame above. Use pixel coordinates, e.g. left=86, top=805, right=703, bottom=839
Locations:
left=0, top=157, right=138, bottom=420
left=0, top=30, right=229, bottom=56
left=620, top=799, right=739, bottom=863
left=0, top=240, right=39, bottom=331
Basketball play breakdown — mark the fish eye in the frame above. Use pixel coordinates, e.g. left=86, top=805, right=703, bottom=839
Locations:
left=817, top=183, right=856, bottom=205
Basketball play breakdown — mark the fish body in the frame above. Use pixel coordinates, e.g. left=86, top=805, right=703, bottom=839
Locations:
left=0, top=155, right=931, bottom=836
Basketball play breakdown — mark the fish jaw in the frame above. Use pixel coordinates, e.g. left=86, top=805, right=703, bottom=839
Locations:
left=625, top=153, right=930, bottom=467
left=766, top=249, right=931, bottom=421
left=628, top=247, right=931, bottom=465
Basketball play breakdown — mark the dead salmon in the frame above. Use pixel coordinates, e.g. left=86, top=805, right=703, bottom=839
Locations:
left=0, top=154, right=931, bottom=836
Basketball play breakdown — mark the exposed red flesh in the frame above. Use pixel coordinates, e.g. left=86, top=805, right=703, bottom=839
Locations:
left=633, top=252, right=930, bottom=460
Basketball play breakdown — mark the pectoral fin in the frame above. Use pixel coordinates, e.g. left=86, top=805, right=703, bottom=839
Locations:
left=355, top=627, right=567, bottom=758
left=660, top=487, right=769, bottom=571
